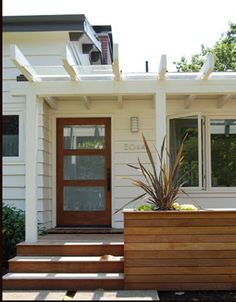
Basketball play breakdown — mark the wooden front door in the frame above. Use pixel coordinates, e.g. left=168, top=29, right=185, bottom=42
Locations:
left=56, top=118, right=111, bottom=226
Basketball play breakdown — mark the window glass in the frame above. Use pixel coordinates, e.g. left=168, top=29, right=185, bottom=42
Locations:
left=63, top=125, right=105, bottom=150
left=3, top=115, right=19, bottom=157
left=64, top=186, right=105, bottom=211
left=170, top=117, right=199, bottom=187
left=210, top=119, right=236, bottom=187
left=64, top=155, right=105, bottom=180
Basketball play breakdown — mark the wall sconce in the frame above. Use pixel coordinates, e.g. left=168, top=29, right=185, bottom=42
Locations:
left=130, top=117, right=139, bottom=133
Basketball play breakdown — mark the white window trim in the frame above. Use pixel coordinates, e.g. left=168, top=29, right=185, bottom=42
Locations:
left=167, top=112, right=203, bottom=191
left=207, top=115, right=236, bottom=192
left=3, top=111, right=25, bottom=163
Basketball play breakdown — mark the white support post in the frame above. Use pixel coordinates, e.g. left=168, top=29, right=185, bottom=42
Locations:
left=199, top=53, right=214, bottom=80
left=158, top=55, right=167, bottom=80
left=62, top=45, right=80, bottom=81
left=155, top=89, right=167, bottom=167
left=25, top=93, right=39, bottom=242
left=112, top=44, right=121, bottom=81
left=217, top=94, right=232, bottom=108
left=10, top=44, right=38, bottom=82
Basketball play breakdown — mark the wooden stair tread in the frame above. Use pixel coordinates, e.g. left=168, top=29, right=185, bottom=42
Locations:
left=18, top=241, right=124, bottom=245
left=47, top=227, right=123, bottom=234
left=3, top=272, right=124, bottom=280
left=9, top=256, right=124, bottom=262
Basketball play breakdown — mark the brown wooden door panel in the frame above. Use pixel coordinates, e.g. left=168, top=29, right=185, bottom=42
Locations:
left=56, top=118, right=111, bottom=226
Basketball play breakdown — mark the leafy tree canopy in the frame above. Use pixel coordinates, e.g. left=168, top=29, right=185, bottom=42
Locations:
left=173, top=22, right=236, bottom=72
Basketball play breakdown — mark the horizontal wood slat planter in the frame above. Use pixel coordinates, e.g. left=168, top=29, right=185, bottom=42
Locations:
left=124, top=210, right=236, bottom=291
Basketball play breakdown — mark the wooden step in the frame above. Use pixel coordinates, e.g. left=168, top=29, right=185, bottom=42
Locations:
left=3, top=273, right=124, bottom=290
left=9, top=256, right=124, bottom=273
left=47, top=227, right=123, bottom=234
left=17, top=242, right=124, bottom=256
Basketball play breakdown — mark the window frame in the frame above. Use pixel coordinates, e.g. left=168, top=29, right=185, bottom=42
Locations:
left=3, top=111, right=24, bottom=163
left=207, top=115, right=236, bottom=191
left=167, top=112, right=203, bottom=191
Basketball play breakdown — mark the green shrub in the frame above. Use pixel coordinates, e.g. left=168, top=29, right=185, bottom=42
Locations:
left=2, top=204, right=25, bottom=262
left=136, top=204, right=154, bottom=211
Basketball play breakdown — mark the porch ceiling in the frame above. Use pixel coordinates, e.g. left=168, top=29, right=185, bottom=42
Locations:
left=47, top=93, right=236, bottom=111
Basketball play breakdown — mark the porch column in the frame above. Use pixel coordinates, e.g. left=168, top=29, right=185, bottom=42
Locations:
left=155, top=89, right=167, bottom=163
left=25, top=93, right=39, bottom=242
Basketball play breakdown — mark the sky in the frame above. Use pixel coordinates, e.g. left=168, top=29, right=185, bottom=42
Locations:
left=3, top=0, right=236, bottom=72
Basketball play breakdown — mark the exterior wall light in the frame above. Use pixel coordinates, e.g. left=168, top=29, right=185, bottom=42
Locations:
left=130, top=117, right=139, bottom=133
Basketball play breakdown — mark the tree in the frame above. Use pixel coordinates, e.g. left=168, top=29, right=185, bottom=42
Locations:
left=173, top=22, right=236, bottom=72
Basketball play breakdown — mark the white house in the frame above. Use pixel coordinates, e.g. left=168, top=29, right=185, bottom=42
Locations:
left=3, top=14, right=236, bottom=243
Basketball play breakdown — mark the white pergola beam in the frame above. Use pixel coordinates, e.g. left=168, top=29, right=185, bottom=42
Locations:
left=44, top=96, right=57, bottom=110
left=199, top=53, right=214, bottom=80
left=112, top=44, right=121, bottom=81
left=217, top=94, right=232, bottom=108
left=62, top=45, right=80, bottom=81
left=184, top=94, right=195, bottom=109
left=117, top=95, right=123, bottom=109
left=11, top=79, right=236, bottom=96
left=10, top=44, right=38, bottom=82
left=82, top=96, right=91, bottom=110
left=158, top=54, right=167, bottom=80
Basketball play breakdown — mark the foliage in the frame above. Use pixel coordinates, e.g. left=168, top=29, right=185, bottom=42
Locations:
left=173, top=22, right=236, bottom=72
left=136, top=203, right=155, bottom=211
left=115, top=134, right=186, bottom=213
left=211, top=134, right=236, bottom=187
left=2, top=204, right=25, bottom=262
left=172, top=202, right=198, bottom=211
left=2, top=204, right=48, bottom=262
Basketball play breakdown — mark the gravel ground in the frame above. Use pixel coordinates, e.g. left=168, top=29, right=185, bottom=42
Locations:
left=159, top=291, right=236, bottom=301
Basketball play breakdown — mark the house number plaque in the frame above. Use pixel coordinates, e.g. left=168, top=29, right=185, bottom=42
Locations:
left=124, top=143, right=145, bottom=151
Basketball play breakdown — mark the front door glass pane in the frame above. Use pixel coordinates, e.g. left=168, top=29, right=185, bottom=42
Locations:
left=64, top=125, right=105, bottom=149
left=64, top=155, right=105, bottom=180
left=64, top=186, right=105, bottom=211
left=170, top=117, right=199, bottom=187
left=211, top=119, right=236, bottom=187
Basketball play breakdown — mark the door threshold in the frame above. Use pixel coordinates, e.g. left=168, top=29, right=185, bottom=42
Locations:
left=47, top=227, right=123, bottom=234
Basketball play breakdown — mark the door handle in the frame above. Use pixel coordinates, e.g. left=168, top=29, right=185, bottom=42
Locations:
left=107, top=168, right=111, bottom=191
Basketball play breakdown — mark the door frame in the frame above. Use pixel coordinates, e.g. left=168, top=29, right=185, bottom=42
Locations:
left=56, top=117, right=112, bottom=227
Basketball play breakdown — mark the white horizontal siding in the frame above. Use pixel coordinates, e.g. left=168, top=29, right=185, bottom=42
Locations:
left=37, top=199, right=52, bottom=212
left=37, top=150, right=51, bottom=164
left=3, top=164, right=25, bottom=175
left=37, top=163, right=52, bottom=176
left=3, top=175, right=25, bottom=187
left=37, top=176, right=52, bottom=188
left=3, top=187, right=25, bottom=199
left=38, top=139, right=51, bottom=153
left=37, top=102, right=53, bottom=227
left=168, top=99, right=236, bottom=115
left=37, top=211, right=52, bottom=224
left=3, top=200, right=25, bottom=211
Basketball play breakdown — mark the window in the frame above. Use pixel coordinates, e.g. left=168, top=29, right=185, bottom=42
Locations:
left=210, top=119, right=236, bottom=187
left=169, top=114, right=236, bottom=190
left=3, top=115, right=19, bottom=157
left=169, top=114, right=202, bottom=188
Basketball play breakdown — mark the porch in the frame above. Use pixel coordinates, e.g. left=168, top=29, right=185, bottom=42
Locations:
left=6, top=44, right=236, bottom=243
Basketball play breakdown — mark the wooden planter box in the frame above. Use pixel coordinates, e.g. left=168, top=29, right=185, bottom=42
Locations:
left=124, top=210, right=236, bottom=291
